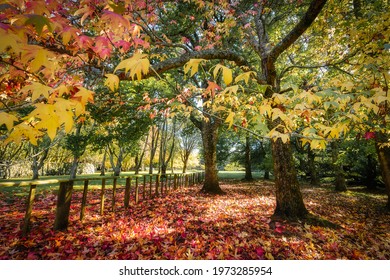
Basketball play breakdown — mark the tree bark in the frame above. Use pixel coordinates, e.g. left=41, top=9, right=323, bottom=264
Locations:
left=100, top=146, right=107, bottom=176
left=199, top=117, right=224, bottom=194
left=244, top=135, right=254, bottom=181
left=331, top=141, right=347, bottom=192
left=148, top=125, right=159, bottom=174
left=108, top=145, right=124, bottom=176
left=135, top=134, right=149, bottom=174
left=375, top=133, right=390, bottom=210
left=31, top=142, right=50, bottom=180
left=271, top=138, right=308, bottom=219
left=255, top=0, right=327, bottom=219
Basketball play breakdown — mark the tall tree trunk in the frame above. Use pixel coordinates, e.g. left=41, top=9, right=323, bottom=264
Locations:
left=244, top=135, right=254, bottom=181
left=331, top=141, right=347, bottom=191
left=108, top=145, right=124, bottom=176
left=69, top=156, right=79, bottom=180
left=200, top=118, right=223, bottom=194
left=375, top=133, right=390, bottom=210
left=135, top=134, right=149, bottom=174
left=69, top=124, right=85, bottom=180
left=100, top=146, right=107, bottom=176
left=31, top=143, right=50, bottom=180
left=256, top=0, right=326, bottom=219
left=148, top=125, right=159, bottom=174
left=182, top=153, right=189, bottom=173
left=271, top=138, right=308, bottom=219
left=158, top=117, right=176, bottom=177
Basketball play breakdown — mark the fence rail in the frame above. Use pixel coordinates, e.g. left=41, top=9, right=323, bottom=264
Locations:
left=0, top=172, right=205, bottom=236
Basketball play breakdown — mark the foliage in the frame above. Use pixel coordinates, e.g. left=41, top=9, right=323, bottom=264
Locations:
left=0, top=180, right=389, bottom=260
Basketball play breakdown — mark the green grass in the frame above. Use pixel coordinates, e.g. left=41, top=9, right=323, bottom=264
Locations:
left=217, top=171, right=264, bottom=180
left=0, top=171, right=201, bottom=197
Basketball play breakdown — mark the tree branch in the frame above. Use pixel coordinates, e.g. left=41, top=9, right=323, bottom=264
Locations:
left=268, top=0, right=327, bottom=60
left=127, top=49, right=266, bottom=84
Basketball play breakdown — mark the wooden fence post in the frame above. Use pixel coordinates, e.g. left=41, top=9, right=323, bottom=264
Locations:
left=174, top=174, right=178, bottom=190
left=80, top=180, right=89, bottom=221
left=155, top=174, right=160, bottom=196
left=22, top=184, right=36, bottom=236
left=160, top=175, right=164, bottom=195
left=100, top=178, right=106, bottom=215
left=54, top=181, right=74, bottom=231
left=124, top=177, right=131, bottom=208
left=112, top=178, right=117, bottom=212
left=135, top=176, right=139, bottom=204
left=149, top=175, right=152, bottom=198
left=143, top=175, right=146, bottom=200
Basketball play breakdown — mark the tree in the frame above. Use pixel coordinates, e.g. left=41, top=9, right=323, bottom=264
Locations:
left=2, top=0, right=388, bottom=216
left=30, top=137, right=51, bottom=180
left=179, top=120, right=201, bottom=173
left=158, top=116, right=177, bottom=176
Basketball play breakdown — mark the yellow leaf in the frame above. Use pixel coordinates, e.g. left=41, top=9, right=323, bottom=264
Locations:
left=114, top=52, right=149, bottom=80
left=271, top=108, right=285, bottom=121
left=74, top=87, right=94, bottom=107
left=310, top=139, right=327, bottom=150
left=54, top=98, right=74, bottom=133
left=183, top=59, right=205, bottom=77
left=225, top=111, right=235, bottom=129
left=104, top=74, right=120, bottom=91
left=221, top=85, right=239, bottom=95
left=7, top=123, right=41, bottom=146
left=258, top=104, right=273, bottom=117
left=213, top=64, right=232, bottom=85
left=35, top=117, right=59, bottom=140
left=30, top=48, right=49, bottom=73
left=0, top=29, right=22, bottom=53
left=272, top=93, right=288, bottom=105
left=56, top=84, right=69, bottom=97
left=235, top=71, right=255, bottom=84
left=268, top=129, right=289, bottom=143
left=20, top=82, right=52, bottom=101
left=341, top=81, right=354, bottom=91
left=0, top=112, right=18, bottom=130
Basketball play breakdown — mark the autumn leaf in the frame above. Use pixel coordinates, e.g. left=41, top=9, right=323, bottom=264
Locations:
left=114, top=52, right=150, bottom=80
left=235, top=71, right=255, bottom=84
left=73, top=87, right=94, bottom=107
left=24, top=14, right=52, bottom=35
left=104, top=74, right=120, bottom=91
left=225, top=111, right=235, bottom=129
left=20, top=82, right=52, bottom=102
left=0, top=112, right=18, bottom=131
left=183, top=59, right=206, bottom=77
left=213, top=64, right=233, bottom=86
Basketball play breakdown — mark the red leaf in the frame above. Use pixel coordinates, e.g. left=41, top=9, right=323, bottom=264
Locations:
left=364, top=131, right=375, bottom=140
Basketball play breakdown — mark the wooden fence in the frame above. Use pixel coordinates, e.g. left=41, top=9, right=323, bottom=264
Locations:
left=0, top=172, right=205, bottom=236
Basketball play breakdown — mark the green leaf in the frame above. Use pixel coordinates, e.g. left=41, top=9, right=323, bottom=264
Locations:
left=24, top=14, right=52, bottom=35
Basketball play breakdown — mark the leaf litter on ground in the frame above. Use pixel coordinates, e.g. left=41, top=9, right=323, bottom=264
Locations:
left=0, top=180, right=389, bottom=260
